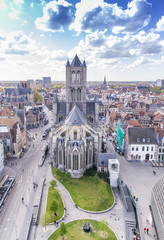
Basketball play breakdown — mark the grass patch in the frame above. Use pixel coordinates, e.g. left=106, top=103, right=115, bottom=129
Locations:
left=48, top=219, right=117, bottom=240
left=46, top=187, right=64, bottom=224
left=52, top=168, right=114, bottom=211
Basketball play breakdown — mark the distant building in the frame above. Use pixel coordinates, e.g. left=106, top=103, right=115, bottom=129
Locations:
left=43, top=77, right=51, bottom=87
left=124, top=127, right=158, bottom=161
left=0, top=139, right=4, bottom=174
left=156, top=79, right=164, bottom=87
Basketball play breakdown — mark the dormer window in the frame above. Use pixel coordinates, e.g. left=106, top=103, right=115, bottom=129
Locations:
left=147, top=138, right=150, bottom=143
left=137, top=138, right=140, bottom=143
left=143, top=138, right=145, bottom=142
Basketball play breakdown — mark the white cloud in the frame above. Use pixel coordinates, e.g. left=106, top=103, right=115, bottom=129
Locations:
left=14, top=0, right=24, bottom=5
left=70, top=0, right=151, bottom=34
left=35, top=0, right=73, bottom=32
left=31, top=2, right=34, bottom=8
left=156, top=16, right=164, bottom=32
left=0, top=0, right=7, bottom=9
left=9, top=4, right=19, bottom=19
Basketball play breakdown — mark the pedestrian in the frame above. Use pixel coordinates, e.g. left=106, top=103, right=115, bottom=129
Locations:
left=153, top=171, right=156, bottom=175
left=147, top=228, right=149, bottom=234
left=144, top=227, right=146, bottom=233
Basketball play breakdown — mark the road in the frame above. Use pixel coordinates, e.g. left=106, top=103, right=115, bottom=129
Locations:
left=106, top=137, right=164, bottom=240
left=0, top=106, right=53, bottom=240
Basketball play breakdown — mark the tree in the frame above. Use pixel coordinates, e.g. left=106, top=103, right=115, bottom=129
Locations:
left=94, top=173, right=99, bottom=185
left=60, top=222, right=67, bottom=239
left=40, top=212, right=47, bottom=229
left=50, top=180, right=56, bottom=188
left=99, top=217, right=108, bottom=237
left=50, top=200, right=58, bottom=213
left=66, top=172, right=71, bottom=179
left=55, top=168, right=61, bottom=176
left=34, top=92, right=43, bottom=102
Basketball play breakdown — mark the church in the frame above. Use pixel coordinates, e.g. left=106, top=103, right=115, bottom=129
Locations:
left=50, top=55, right=102, bottom=178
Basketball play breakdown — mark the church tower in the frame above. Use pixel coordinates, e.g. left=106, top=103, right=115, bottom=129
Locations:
left=66, top=55, right=87, bottom=115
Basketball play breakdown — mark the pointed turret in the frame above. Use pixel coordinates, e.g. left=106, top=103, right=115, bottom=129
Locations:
left=71, top=54, right=82, bottom=67
left=83, top=60, right=86, bottom=67
left=66, top=59, right=70, bottom=67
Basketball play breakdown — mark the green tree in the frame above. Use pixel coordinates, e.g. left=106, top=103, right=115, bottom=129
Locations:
left=60, top=222, right=67, bottom=239
left=50, top=200, right=58, bottom=213
left=55, top=168, right=61, bottom=176
left=40, top=212, right=47, bottom=229
left=50, top=180, right=56, bottom=188
left=99, top=217, right=108, bottom=236
left=94, top=173, right=99, bottom=185
left=66, top=172, right=71, bottom=179
left=34, top=92, right=43, bottom=102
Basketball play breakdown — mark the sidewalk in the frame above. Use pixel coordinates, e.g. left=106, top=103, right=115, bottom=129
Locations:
left=35, top=166, right=126, bottom=240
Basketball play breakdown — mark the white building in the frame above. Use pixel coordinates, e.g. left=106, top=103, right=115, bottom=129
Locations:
left=0, top=139, right=4, bottom=174
left=124, top=127, right=158, bottom=161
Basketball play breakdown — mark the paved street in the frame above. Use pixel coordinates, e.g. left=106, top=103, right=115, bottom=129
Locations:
left=0, top=106, right=53, bottom=240
left=106, top=138, right=164, bottom=240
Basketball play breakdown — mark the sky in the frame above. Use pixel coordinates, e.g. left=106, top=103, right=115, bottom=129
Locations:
left=0, top=0, right=164, bottom=82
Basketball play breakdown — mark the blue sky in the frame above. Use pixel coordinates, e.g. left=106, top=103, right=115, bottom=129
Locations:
left=0, top=0, right=164, bottom=82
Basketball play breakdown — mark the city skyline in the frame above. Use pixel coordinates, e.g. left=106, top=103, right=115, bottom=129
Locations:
left=0, top=0, right=164, bottom=82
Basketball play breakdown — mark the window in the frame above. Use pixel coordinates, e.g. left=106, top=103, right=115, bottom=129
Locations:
left=74, top=131, right=77, bottom=139
left=147, top=147, right=149, bottom=151
left=137, top=138, right=140, bottom=143
left=151, top=147, right=153, bottom=151
left=136, top=147, right=138, bottom=151
left=73, top=151, right=78, bottom=170
left=80, top=154, right=83, bottom=169
left=151, top=155, right=153, bottom=159
left=68, top=154, right=71, bottom=169
left=101, top=167, right=104, bottom=172
left=162, top=149, right=164, bottom=153
left=159, top=148, right=162, bottom=153
left=139, top=155, right=141, bottom=159
left=59, top=150, right=62, bottom=165
left=89, top=150, right=92, bottom=164
left=143, top=138, right=145, bottom=142
left=132, top=147, right=134, bottom=151
left=77, top=88, right=81, bottom=101
left=147, top=138, right=150, bottom=143
left=142, top=147, right=145, bottom=151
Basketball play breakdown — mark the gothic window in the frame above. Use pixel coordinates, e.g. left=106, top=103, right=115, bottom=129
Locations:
left=68, top=153, right=71, bottom=169
left=73, top=151, right=78, bottom=170
left=59, top=150, right=62, bottom=165
left=71, top=88, right=75, bottom=101
left=74, top=131, right=77, bottom=139
left=80, top=154, right=83, bottom=169
left=77, top=88, right=81, bottom=101
left=72, top=71, right=76, bottom=83
left=89, top=150, right=92, bottom=164
left=77, top=71, right=81, bottom=83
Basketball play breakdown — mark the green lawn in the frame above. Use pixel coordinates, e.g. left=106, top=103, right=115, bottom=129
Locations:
left=46, top=187, right=64, bottom=224
left=52, top=168, right=114, bottom=211
left=48, top=219, right=117, bottom=240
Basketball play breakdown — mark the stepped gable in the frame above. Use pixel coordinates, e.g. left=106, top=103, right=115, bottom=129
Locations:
left=71, top=54, right=82, bottom=67
left=65, top=104, right=86, bottom=125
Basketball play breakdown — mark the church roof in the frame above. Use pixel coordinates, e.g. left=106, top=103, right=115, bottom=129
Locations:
left=65, top=104, right=86, bottom=125
left=66, top=60, right=70, bottom=67
left=71, top=55, right=82, bottom=67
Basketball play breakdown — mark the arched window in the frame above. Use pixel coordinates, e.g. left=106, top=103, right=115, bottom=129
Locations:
left=73, top=151, right=78, bottom=170
left=71, top=88, right=75, bottom=101
left=77, top=71, right=80, bottom=83
left=68, top=153, right=71, bottom=169
left=80, top=153, right=83, bottom=169
left=77, top=88, right=81, bottom=101
left=89, top=150, right=92, bottom=164
left=72, top=71, right=76, bottom=83
left=59, top=150, right=62, bottom=165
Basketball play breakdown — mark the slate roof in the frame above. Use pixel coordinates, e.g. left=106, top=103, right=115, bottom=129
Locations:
left=57, top=101, right=66, bottom=115
left=53, top=93, right=58, bottom=103
left=16, top=109, right=24, bottom=125
left=98, top=153, right=116, bottom=167
left=128, top=127, right=158, bottom=144
left=5, top=87, right=31, bottom=96
left=71, top=55, right=82, bottom=67
left=86, top=102, right=95, bottom=114
left=65, top=104, right=86, bottom=125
